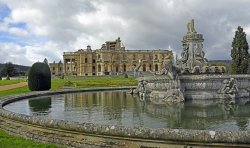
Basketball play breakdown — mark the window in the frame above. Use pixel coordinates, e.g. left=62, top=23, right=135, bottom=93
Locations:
left=52, top=67, right=55, bottom=70
left=116, top=66, right=119, bottom=72
left=85, top=58, right=87, bottom=63
left=98, top=65, right=101, bottom=72
left=93, top=66, right=95, bottom=71
left=149, top=64, right=152, bottom=70
left=123, top=65, right=126, bottom=72
left=155, top=64, right=158, bottom=71
left=59, top=67, right=62, bottom=71
left=93, top=59, right=96, bottom=63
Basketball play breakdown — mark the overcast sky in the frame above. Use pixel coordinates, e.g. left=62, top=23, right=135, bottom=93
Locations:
left=1, top=0, right=250, bottom=66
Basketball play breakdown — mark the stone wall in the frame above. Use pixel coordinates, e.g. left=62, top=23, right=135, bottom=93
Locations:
left=138, top=74, right=250, bottom=100
left=0, top=87, right=250, bottom=147
left=180, top=75, right=250, bottom=100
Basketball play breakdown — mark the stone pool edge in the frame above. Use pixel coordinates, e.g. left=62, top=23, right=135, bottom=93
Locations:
left=0, top=87, right=249, bottom=146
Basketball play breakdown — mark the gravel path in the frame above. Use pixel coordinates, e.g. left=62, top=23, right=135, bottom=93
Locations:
left=0, top=82, right=27, bottom=91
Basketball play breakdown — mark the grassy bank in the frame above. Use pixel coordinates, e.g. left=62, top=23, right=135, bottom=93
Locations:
left=0, top=77, right=137, bottom=147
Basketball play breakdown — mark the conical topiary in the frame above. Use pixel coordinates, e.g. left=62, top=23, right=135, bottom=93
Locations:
left=28, top=59, right=51, bottom=91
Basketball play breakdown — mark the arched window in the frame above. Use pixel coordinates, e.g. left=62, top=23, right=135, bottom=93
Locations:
left=155, top=64, right=158, bottom=72
left=85, top=58, right=87, bottom=63
left=123, top=65, right=126, bottom=72
left=116, top=66, right=119, bottom=72
left=98, top=65, right=101, bottom=72
left=143, top=64, right=146, bottom=71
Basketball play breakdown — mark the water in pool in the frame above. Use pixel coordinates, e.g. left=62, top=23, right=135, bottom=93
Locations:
left=4, top=90, right=250, bottom=131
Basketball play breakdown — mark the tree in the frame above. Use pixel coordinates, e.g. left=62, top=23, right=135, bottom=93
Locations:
left=0, top=62, right=17, bottom=77
left=231, top=26, right=249, bottom=74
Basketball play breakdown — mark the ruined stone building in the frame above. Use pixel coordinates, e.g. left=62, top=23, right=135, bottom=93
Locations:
left=49, top=37, right=173, bottom=76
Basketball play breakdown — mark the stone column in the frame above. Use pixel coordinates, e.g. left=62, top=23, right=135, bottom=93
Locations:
left=101, top=63, right=104, bottom=75
left=70, top=58, right=72, bottom=75
left=80, top=54, right=82, bottom=76
left=63, top=59, right=67, bottom=75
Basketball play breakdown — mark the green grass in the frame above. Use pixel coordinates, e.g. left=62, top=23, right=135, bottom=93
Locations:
left=0, top=86, right=29, bottom=97
left=0, top=77, right=137, bottom=97
left=51, top=77, right=137, bottom=89
left=0, top=79, right=24, bottom=86
left=0, top=76, right=138, bottom=147
left=0, top=130, right=57, bottom=148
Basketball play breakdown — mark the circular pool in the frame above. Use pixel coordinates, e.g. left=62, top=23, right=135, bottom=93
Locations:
left=3, top=90, right=250, bottom=131
left=0, top=87, right=250, bottom=147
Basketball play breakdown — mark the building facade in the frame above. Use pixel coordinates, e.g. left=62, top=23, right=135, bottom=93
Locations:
left=49, top=37, right=173, bottom=76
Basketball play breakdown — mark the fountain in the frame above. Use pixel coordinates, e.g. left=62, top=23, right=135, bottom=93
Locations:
left=131, top=19, right=250, bottom=104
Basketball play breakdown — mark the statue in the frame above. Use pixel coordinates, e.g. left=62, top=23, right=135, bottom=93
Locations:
left=156, top=53, right=180, bottom=80
left=138, top=80, right=147, bottom=101
left=187, top=19, right=196, bottom=33
left=218, top=78, right=238, bottom=94
left=44, top=58, right=48, bottom=65
left=180, top=44, right=189, bottom=64
left=132, top=59, right=142, bottom=77
left=162, top=89, right=184, bottom=104
left=177, top=19, right=207, bottom=72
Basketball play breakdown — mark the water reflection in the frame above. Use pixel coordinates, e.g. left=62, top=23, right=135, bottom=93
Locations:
left=28, top=97, right=51, bottom=116
left=4, top=91, right=250, bottom=131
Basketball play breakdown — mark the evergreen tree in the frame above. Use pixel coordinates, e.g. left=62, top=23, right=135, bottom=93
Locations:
left=0, top=62, right=17, bottom=77
left=231, top=26, right=249, bottom=74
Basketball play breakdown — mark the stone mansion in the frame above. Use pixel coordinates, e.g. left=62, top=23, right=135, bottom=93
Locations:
left=49, top=37, right=173, bottom=76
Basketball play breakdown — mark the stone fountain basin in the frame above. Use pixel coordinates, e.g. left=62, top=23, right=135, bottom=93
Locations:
left=0, top=87, right=250, bottom=147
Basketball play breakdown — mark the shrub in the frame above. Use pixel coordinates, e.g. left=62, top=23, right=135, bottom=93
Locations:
left=124, top=73, right=128, bottom=78
left=28, top=60, right=51, bottom=91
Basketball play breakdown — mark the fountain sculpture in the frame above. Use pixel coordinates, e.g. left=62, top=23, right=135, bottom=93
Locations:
left=131, top=19, right=250, bottom=104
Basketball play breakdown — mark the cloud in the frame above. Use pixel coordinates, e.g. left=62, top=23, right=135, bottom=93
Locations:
left=1, top=0, right=250, bottom=66
left=8, top=27, right=29, bottom=36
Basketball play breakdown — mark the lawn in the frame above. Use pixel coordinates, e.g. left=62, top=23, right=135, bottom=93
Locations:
left=51, top=77, right=138, bottom=90
left=0, top=130, right=57, bottom=148
left=0, top=77, right=137, bottom=97
left=0, top=79, right=24, bottom=86
left=0, top=76, right=138, bottom=147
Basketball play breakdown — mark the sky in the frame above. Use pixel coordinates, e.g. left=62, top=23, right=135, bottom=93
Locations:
left=1, top=0, right=250, bottom=66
